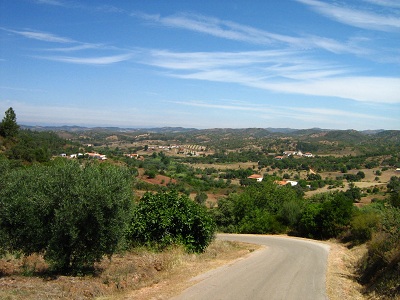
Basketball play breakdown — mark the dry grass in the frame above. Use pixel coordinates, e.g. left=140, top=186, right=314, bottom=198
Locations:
left=0, top=240, right=258, bottom=300
left=326, top=240, right=367, bottom=300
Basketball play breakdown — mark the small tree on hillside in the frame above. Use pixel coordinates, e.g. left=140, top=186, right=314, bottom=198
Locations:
left=0, top=107, right=19, bottom=138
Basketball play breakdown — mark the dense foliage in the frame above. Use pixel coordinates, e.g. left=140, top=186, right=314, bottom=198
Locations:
left=212, top=179, right=355, bottom=240
left=5, top=130, right=74, bottom=162
left=0, top=159, right=133, bottom=273
left=355, top=204, right=400, bottom=298
left=127, top=191, right=215, bottom=253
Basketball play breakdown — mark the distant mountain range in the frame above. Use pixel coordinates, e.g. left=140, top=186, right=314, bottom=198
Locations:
left=20, top=125, right=387, bottom=135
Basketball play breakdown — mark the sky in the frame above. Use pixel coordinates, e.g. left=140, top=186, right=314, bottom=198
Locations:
left=0, top=0, right=399, bottom=130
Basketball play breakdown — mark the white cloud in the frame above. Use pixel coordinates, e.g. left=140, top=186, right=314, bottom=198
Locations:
left=36, top=54, right=133, bottom=65
left=297, top=0, right=400, bottom=31
left=147, top=49, right=297, bottom=70
left=171, top=100, right=395, bottom=130
left=290, top=107, right=394, bottom=121
left=3, top=28, right=75, bottom=43
left=171, top=100, right=274, bottom=114
left=134, top=12, right=364, bottom=55
left=143, top=49, right=399, bottom=104
left=35, top=0, right=64, bottom=6
left=43, top=44, right=102, bottom=52
left=260, top=77, right=400, bottom=104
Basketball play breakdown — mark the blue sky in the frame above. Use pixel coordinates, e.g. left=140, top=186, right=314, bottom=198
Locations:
left=1, top=0, right=399, bottom=130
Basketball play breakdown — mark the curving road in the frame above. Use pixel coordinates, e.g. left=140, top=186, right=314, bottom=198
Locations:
left=172, top=234, right=330, bottom=300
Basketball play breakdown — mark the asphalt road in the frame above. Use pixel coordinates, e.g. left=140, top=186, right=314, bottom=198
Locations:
left=172, top=234, right=330, bottom=300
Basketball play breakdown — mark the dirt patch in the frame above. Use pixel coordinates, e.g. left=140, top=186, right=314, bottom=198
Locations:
left=141, top=174, right=177, bottom=186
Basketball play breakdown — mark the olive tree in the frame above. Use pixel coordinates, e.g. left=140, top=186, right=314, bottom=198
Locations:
left=0, top=159, right=133, bottom=273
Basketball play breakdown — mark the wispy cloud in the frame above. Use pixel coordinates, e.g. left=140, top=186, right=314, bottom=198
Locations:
left=256, top=76, right=400, bottom=104
left=297, top=0, right=400, bottom=31
left=134, top=12, right=365, bottom=55
left=42, top=44, right=103, bottom=52
left=2, top=28, right=75, bottom=43
left=170, top=100, right=274, bottom=114
left=1, top=26, right=134, bottom=66
left=290, top=107, right=394, bottom=121
left=143, top=49, right=400, bottom=104
left=172, top=100, right=395, bottom=125
left=36, top=54, right=133, bottom=65
left=35, top=0, right=64, bottom=6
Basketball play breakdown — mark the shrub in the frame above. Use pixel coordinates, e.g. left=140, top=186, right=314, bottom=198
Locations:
left=349, top=211, right=380, bottom=244
left=127, top=191, right=215, bottom=253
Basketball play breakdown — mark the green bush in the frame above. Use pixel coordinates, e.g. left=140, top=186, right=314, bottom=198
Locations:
left=349, top=211, right=380, bottom=244
left=127, top=191, right=215, bottom=253
left=297, top=192, right=354, bottom=239
left=358, top=207, right=400, bottom=298
left=0, top=159, right=133, bottom=274
left=238, top=209, right=283, bottom=234
left=297, top=203, right=323, bottom=239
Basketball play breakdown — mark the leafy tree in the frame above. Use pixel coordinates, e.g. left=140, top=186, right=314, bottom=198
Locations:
left=344, top=183, right=362, bottom=202
left=307, top=173, right=322, bottom=181
left=296, top=192, right=354, bottom=239
left=127, top=191, right=215, bottom=253
left=211, top=196, right=237, bottom=233
left=239, top=209, right=283, bottom=234
left=0, top=107, right=19, bottom=138
left=0, top=160, right=133, bottom=273
left=297, top=203, right=323, bottom=239
left=214, top=179, right=301, bottom=234
left=195, top=192, right=208, bottom=206
left=356, top=171, right=365, bottom=179
left=387, top=176, right=400, bottom=208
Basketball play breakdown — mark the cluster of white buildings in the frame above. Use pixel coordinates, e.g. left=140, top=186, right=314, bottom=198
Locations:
left=59, top=152, right=107, bottom=160
left=283, top=150, right=314, bottom=157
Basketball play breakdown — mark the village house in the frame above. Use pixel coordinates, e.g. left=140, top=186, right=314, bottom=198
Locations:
left=274, top=180, right=298, bottom=186
left=85, top=152, right=107, bottom=160
left=247, top=174, right=264, bottom=182
left=124, top=153, right=139, bottom=159
left=283, top=151, right=297, bottom=157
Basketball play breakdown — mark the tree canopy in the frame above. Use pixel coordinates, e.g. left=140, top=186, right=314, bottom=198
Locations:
left=0, top=107, right=19, bottom=138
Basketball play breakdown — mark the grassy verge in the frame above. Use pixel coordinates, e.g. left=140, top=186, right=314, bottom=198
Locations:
left=0, top=240, right=258, bottom=300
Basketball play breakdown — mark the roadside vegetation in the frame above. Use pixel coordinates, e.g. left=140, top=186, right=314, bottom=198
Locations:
left=1, top=107, right=399, bottom=299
